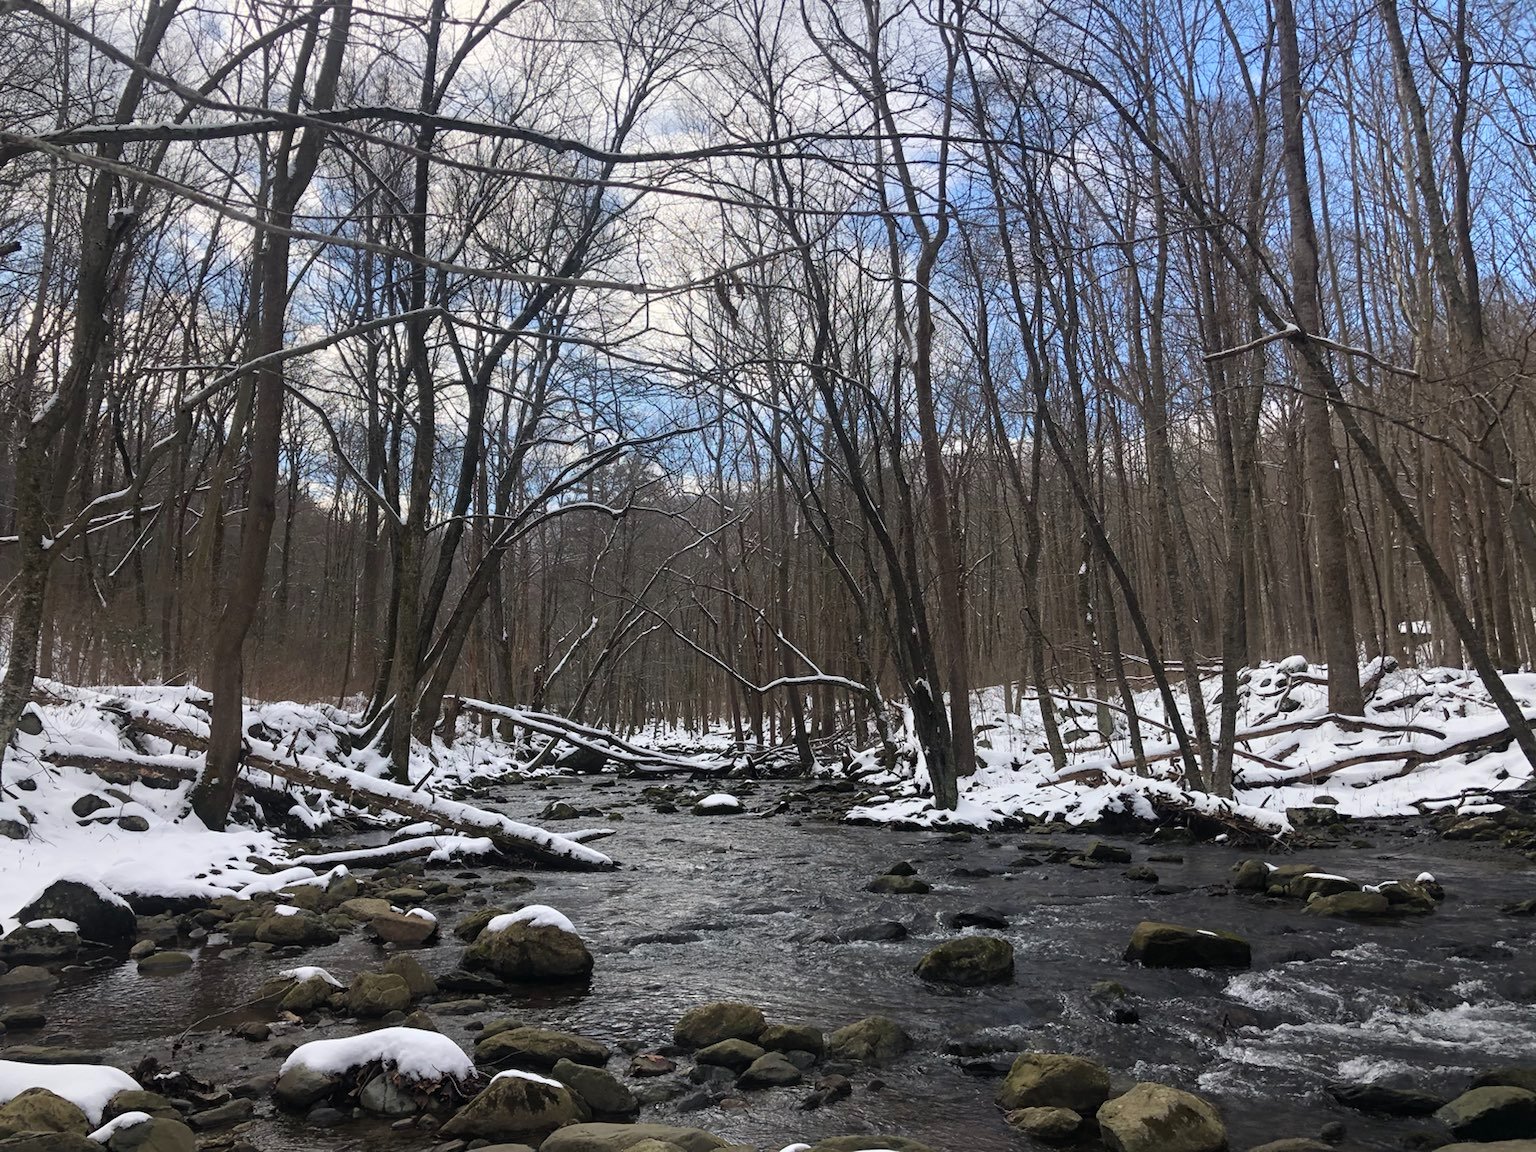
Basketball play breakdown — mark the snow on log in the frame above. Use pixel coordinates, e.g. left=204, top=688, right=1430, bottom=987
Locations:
left=456, top=697, right=728, bottom=775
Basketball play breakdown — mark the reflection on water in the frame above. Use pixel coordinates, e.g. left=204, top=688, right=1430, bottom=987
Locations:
left=9, top=779, right=1534, bottom=1152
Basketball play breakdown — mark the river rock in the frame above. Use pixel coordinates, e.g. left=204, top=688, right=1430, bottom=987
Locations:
left=758, top=1023, right=824, bottom=1058
left=996, top=1053, right=1110, bottom=1112
left=1124, top=921, right=1251, bottom=968
left=736, top=1052, right=802, bottom=1089
left=474, top=1026, right=610, bottom=1069
left=1284, top=873, right=1359, bottom=900
left=275, top=974, right=337, bottom=1014
left=382, top=954, right=436, bottom=999
left=0, top=966, right=58, bottom=994
left=0, top=1090, right=90, bottom=1137
left=1380, top=880, right=1438, bottom=913
left=915, top=936, right=1014, bottom=986
left=945, top=907, right=1008, bottom=930
left=550, top=1059, right=637, bottom=1118
left=1231, top=860, right=1271, bottom=892
left=274, top=1064, right=337, bottom=1109
left=1084, top=841, right=1133, bottom=864
left=135, top=951, right=192, bottom=974
left=370, top=910, right=438, bottom=946
left=100, top=1116, right=196, bottom=1152
left=1432, top=1143, right=1536, bottom=1151
left=346, top=972, right=412, bottom=1017
left=463, top=920, right=593, bottom=983
left=1328, top=1082, right=1446, bottom=1115
left=186, top=1099, right=253, bottom=1130
left=864, top=875, right=930, bottom=895
left=1474, top=1069, right=1536, bottom=1095
left=630, top=1054, right=677, bottom=1077
left=440, top=1071, right=580, bottom=1138
left=825, top=1015, right=911, bottom=1064
left=16, top=880, right=135, bottom=942
left=1305, top=891, right=1391, bottom=918
left=103, top=1093, right=179, bottom=1122
left=0, top=926, right=80, bottom=965
left=1004, top=1106, right=1082, bottom=1142
left=1096, top=1082, right=1227, bottom=1152
left=254, top=909, right=339, bottom=946
left=359, top=1074, right=418, bottom=1116
left=454, top=908, right=511, bottom=942
left=0, top=1135, right=100, bottom=1152
left=1247, top=1141, right=1335, bottom=1152
left=695, top=1039, right=764, bottom=1071
left=337, top=897, right=395, bottom=921
left=830, top=921, right=907, bottom=942
left=1435, top=1087, right=1536, bottom=1141
left=673, top=1002, right=765, bottom=1048
left=539, top=1122, right=729, bottom=1152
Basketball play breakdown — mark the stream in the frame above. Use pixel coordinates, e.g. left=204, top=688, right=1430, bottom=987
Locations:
left=9, top=776, right=1536, bottom=1151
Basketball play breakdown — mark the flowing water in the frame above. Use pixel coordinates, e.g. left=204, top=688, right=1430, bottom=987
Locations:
left=9, top=777, right=1535, bottom=1151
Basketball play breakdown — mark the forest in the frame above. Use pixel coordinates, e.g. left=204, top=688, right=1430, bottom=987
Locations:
left=3, top=0, right=1536, bottom=813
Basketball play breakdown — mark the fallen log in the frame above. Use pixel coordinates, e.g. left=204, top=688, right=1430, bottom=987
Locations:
left=456, top=697, right=729, bottom=775
left=39, top=688, right=613, bottom=871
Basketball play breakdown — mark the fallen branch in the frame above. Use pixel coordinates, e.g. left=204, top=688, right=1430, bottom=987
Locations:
left=456, top=697, right=729, bottom=775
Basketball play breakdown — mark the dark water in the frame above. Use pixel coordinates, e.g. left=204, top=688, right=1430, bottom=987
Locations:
left=8, top=777, right=1535, bottom=1151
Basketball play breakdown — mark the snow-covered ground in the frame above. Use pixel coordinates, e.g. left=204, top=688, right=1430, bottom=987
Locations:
left=846, top=660, right=1536, bottom=832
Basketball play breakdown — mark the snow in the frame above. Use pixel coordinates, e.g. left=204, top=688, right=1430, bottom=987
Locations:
left=2, top=682, right=614, bottom=933
left=0, top=1060, right=141, bottom=1123
left=88, top=1112, right=152, bottom=1142
left=486, top=904, right=576, bottom=935
left=279, top=1028, right=474, bottom=1082
left=844, top=662, right=1536, bottom=832
left=695, top=793, right=742, bottom=811
left=1417, top=871, right=1436, bottom=883
left=25, top=919, right=79, bottom=932
left=405, top=908, right=435, bottom=922
left=490, top=1068, right=564, bottom=1089
left=279, top=966, right=342, bottom=987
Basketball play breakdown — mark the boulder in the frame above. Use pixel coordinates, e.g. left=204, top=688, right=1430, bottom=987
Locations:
left=0, top=926, right=80, bottom=966
left=337, top=897, right=395, bottom=921
left=736, top=1052, right=802, bottom=1088
left=1432, top=1143, right=1536, bottom=1152
left=0, top=967, right=58, bottom=994
left=382, top=954, right=436, bottom=999
left=1305, top=891, right=1391, bottom=919
left=914, top=936, right=1014, bottom=986
left=539, top=1123, right=729, bottom=1152
left=1231, top=860, right=1271, bottom=893
left=358, top=1074, right=418, bottom=1116
left=758, top=1023, right=824, bottom=1058
left=1328, top=1082, right=1447, bottom=1116
left=550, top=1058, right=638, bottom=1118
left=0, top=1090, right=90, bottom=1137
left=440, top=1071, right=580, bottom=1138
left=102, top=1093, right=178, bottom=1123
left=673, top=1002, right=766, bottom=1049
left=825, top=1015, right=911, bottom=1064
left=1474, top=1070, right=1536, bottom=1095
left=1123, top=921, right=1251, bottom=968
left=1005, top=1106, right=1082, bottom=1142
left=15, top=881, right=135, bottom=942
left=135, top=952, right=192, bottom=974
left=99, top=1116, right=196, bottom=1152
left=864, top=875, right=930, bottom=895
left=370, top=910, right=438, bottom=946
left=0, top=1135, right=99, bottom=1152
left=277, top=975, right=337, bottom=1014
left=273, top=1064, right=337, bottom=1109
left=1096, top=1082, right=1227, bottom=1152
left=694, top=1039, right=764, bottom=1071
left=254, top=910, right=339, bottom=947
left=995, top=1053, right=1111, bottom=1113
left=454, top=908, right=511, bottom=943
left=474, top=1026, right=610, bottom=1070
left=1284, top=873, right=1359, bottom=900
left=464, top=920, right=592, bottom=983
left=346, top=972, right=412, bottom=1017
left=1435, top=1087, right=1536, bottom=1142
